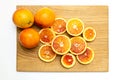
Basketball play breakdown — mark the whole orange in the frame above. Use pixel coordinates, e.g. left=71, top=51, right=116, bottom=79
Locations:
left=19, top=28, right=40, bottom=49
left=34, top=7, right=55, bottom=28
left=13, top=8, right=34, bottom=28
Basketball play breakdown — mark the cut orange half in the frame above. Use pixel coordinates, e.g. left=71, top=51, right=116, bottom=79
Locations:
left=83, top=27, right=96, bottom=41
left=61, top=53, right=76, bottom=68
left=66, top=18, right=84, bottom=36
left=38, top=45, right=56, bottom=62
left=70, top=37, right=87, bottom=55
left=51, top=35, right=71, bottom=55
left=76, top=47, right=94, bottom=64
left=51, top=18, right=66, bottom=34
left=39, top=28, right=55, bottom=44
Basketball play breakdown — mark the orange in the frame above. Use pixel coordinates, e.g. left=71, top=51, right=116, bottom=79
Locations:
left=66, top=18, right=84, bottom=36
left=51, top=35, right=71, bottom=55
left=83, top=27, right=96, bottom=41
left=70, top=37, right=87, bottom=55
left=61, top=53, right=76, bottom=68
left=13, top=8, right=34, bottom=28
left=19, top=28, right=40, bottom=48
left=38, top=45, right=56, bottom=62
left=34, top=7, right=55, bottom=28
left=39, top=28, right=55, bottom=44
left=51, top=18, right=66, bottom=34
left=76, top=47, right=94, bottom=64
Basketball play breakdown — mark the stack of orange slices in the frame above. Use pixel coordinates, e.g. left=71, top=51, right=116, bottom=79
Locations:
left=38, top=17, right=96, bottom=68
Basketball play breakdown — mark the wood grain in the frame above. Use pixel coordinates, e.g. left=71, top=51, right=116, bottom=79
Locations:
left=17, top=6, right=108, bottom=72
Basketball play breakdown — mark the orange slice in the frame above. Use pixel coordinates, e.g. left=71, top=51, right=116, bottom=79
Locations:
left=66, top=18, right=84, bottom=36
left=70, top=37, right=87, bottom=55
left=38, top=45, right=56, bottom=62
left=83, top=27, right=96, bottom=41
left=51, top=35, right=71, bottom=55
left=61, top=53, right=76, bottom=68
left=76, top=47, right=94, bottom=64
left=39, top=28, right=55, bottom=44
left=51, top=18, right=66, bottom=34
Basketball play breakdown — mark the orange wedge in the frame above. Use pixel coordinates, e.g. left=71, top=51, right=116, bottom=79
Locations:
left=76, top=47, right=94, bottom=64
left=38, top=45, right=56, bottom=62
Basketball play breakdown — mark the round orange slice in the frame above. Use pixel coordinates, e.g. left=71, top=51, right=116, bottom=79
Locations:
left=39, top=28, right=55, bottom=44
left=83, top=27, right=96, bottom=41
left=51, top=18, right=66, bottom=34
left=70, top=37, right=87, bottom=55
left=61, top=53, right=76, bottom=68
left=76, top=47, right=94, bottom=64
left=66, top=18, right=84, bottom=36
left=38, top=45, right=56, bottom=62
left=51, top=35, right=71, bottom=55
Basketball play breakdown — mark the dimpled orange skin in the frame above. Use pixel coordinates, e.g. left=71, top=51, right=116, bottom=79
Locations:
left=34, top=7, right=55, bottom=28
left=13, top=8, right=34, bottom=28
left=19, top=28, right=40, bottom=49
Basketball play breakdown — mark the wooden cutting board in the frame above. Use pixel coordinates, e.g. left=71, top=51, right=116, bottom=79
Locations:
left=17, top=6, right=108, bottom=72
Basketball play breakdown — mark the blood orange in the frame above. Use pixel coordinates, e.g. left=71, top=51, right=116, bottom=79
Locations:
left=66, top=18, right=84, bottom=36
left=51, top=18, right=66, bottom=34
left=83, top=27, right=96, bottom=41
left=51, top=35, right=71, bottom=55
left=61, top=53, right=76, bottom=68
left=38, top=45, right=56, bottom=62
left=70, top=37, right=87, bottom=55
left=39, top=28, right=55, bottom=44
left=76, top=47, right=94, bottom=64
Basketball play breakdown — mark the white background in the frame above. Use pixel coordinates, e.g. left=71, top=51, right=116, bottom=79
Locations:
left=0, top=0, right=119, bottom=80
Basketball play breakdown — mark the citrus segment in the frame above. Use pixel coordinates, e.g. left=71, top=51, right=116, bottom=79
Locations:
left=61, top=53, right=76, bottom=68
left=39, top=28, right=55, bottom=44
left=70, top=37, right=87, bottom=55
left=51, top=35, right=71, bottom=55
left=19, top=28, right=40, bottom=48
left=13, top=8, right=34, bottom=28
left=66, top=18, right=84, bottom=36
left=76, top=47, right=94, bottom=64
left=34, top=7, right=55, bottom=28
left=38, top=45, right=56, bottom=62
left=51, top=18, right=66, bottom=34
left=83, top=27, right=96, bottom=41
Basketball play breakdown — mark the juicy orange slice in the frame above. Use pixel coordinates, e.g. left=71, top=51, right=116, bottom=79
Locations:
left=70, top=37, right=87, bottom=55
left=61, top=53, right=76, bottom=68
left=51, top=18, right=66, bottom=34
left=38, top=45, right=56, bottom=62
left=83, top=27, right=96, bottom=41
left=66, top=18, right=84, bottom=36
left=39, top=28, right=55, bottom=44
left=51, top=35, right=71, bottom=55
left=76, top=47, right=94, bottom=64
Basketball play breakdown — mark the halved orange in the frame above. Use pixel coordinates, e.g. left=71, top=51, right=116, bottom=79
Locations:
left=51, top=18, right=66, bottom=34
left=83, top=27, right=96, bottom=41
left=70, top=37, right=87, bottom=55
left=66, top=18, right=84, bottom=36
left=51, top=35, right=71, bottom=55
left=38, top=45, right=56, bottom=62
left=76, top=47, right=94, bottom=64
left=61, top=53, right=76, bottom=68
left=39, top=28, right=55, bottom=44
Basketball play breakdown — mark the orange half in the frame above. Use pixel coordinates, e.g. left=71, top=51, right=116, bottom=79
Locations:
left=39, top=28, right=55, bottom=44
left=66, top=18, right=84, bottom=36
left=76, top=47, right=94, bottom=64
left=51, top=35, right=71, bottom=55
left=61, top=53, right=76, bottom=68
left=70, top=37, right=87, bottom=55
left=38, top=45, right=56, bottom=62
left=83, top=27, right=96, bottom=41
left=51, top=18, right=66, bottom=34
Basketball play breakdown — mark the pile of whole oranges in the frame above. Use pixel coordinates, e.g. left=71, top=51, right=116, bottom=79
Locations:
left=13, top=7, right=96, bottom=68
